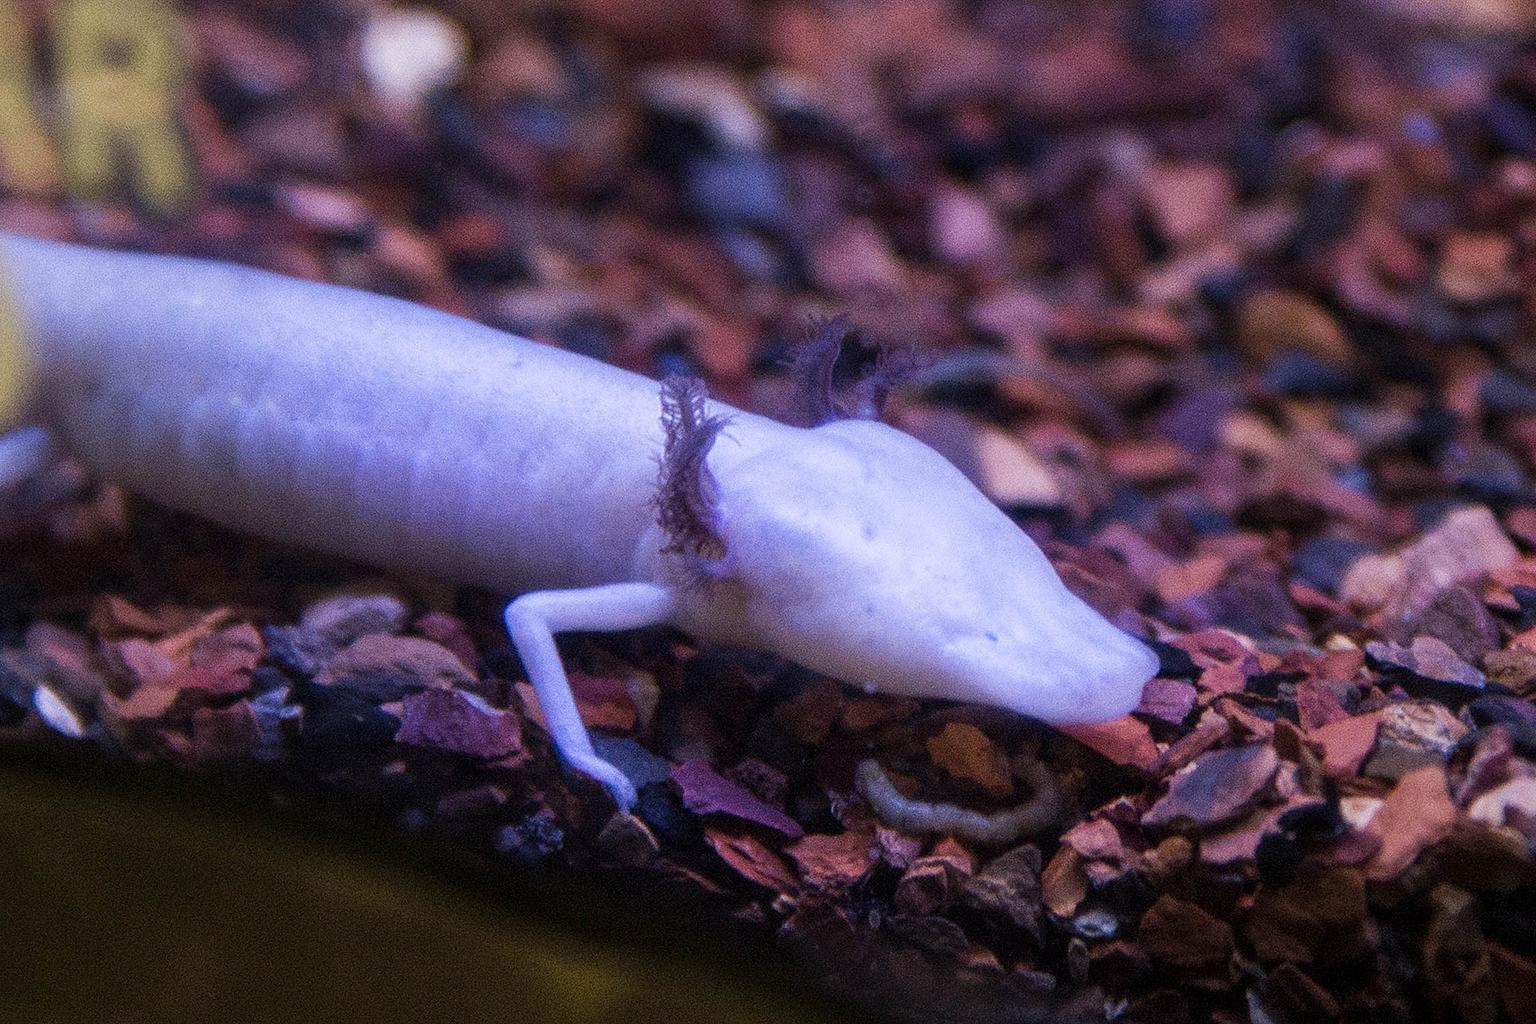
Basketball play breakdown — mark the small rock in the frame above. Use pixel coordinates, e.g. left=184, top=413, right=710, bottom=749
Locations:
left=108, top=638, right=178, bottom=690
left=1143, top=743, right=1279, bottom=831
left=394, top=688, right=522, bottom=760
left=1105, top=441, right=1196, bottom=487
left=1137, top=895, right=1235, bottom=972
left=1253, top=964, right=1343, bottom=1022
left=1365, top=765, right=1457, bottom=881
left=960, top=844, right=1045, bottom=942
left=638, top=64, right=770, bottom=152
left=1339, top=552, right=1408, bottom=614
left=839, top=695, right=920, bottom=732
left=927, top=721, right=1014, bottom=800
left=496, top=809, right=565, bottom=864
left=1482, top=371, right=1536, bottom=415
left=1467, top=777, right=1536, bottom=829
left=410, top=612, right=479, bottom=674
left=1438, top=232, right=1516, bottom=304
left=1422, top=884, right=1497, bottom=1023
left=249, top=686, right=299, bottom=761
left=1041, top=845, right=1089, bottom=918
left=973, top=426, right=1064, bottom=508
left=772, top=680, right=844, bottom=745
left=1059, top=717, right=1160, bottom=771
left=785, top=830, right=877, bottom=891
left=1136, top=678, right=1197, bottom=726
left=319, top=634, right=475, bottom=700
left=1365, top=636, right=1486, bottom=701
left=670, top=759, right=804, bottom=838
left=1063, top=818, right=1131, bottom=862
left=1361, top=701, right=1467, bottom=780
left=290, top=685, right=378, bottom=766
left=1293, top=536, right=1374, bottom=596
left=592, top=735, right=672, bottom=790
left=1142, top=160, right=1233, bottom=247
left=1236, top=289, right=1353, bottom=369
left=1244, top=866, right=1369, bottom=964
left=596, top=812, right=661, bottom=867
left=1467, top=695, right=1536, bottom=757
left=686, top=152, right=786, bottom=229
left=1262, top=350, right=1359, bottom=397
left=930, top=184, right=1008, bottom=269
left=300, top=590, right=409, bottom=647
left=727, top=757, right=789, bottom=807
left=704, top=829, right=797, bottom=893
left=260, top=625, right=334, bottom=680
left=360, top=6, right=468, bottom=109
left=32, top=684, right=84, bottom=738
left=888, top=914, right=978, bottom=961
left=190, top=622, right=263, bottom=676
left=24, top=622, right=105, bottom=702
left=898, top=857, right=964, bottom=917
left=188, top=702, right=259, bottom=765
left=1156, top=554, right=1229, bottom=605
left=1397, top=506, right=1518, bottom=618
left=811, top=219, right=907, bottom=295
left=1310, top=711, right=1386, bottom=778
left=1406, top=585, right=1500, bottom=665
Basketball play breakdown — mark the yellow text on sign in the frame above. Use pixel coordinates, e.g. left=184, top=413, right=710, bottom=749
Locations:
left=0, top=0, right=193, bottom=215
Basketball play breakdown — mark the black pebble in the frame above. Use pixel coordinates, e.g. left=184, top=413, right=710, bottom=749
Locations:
left=291, top=682, right=400, bottom=763
left=1293, top=536, right=1373, bottom=595
left=1149, top=640, right=1199, bottom=680
left=635, top=780, right=700, bottom=848
left=496, top=810, right=567, bottom=864
left=1255, top=831, right=1303, bottom=888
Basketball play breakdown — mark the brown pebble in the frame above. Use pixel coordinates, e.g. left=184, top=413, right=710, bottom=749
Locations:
left=1236, top=290, right=1353, bottom=368
left=1137, top=895, right=1234, bottom=972
left=927, top=721, right=1013, bottom=800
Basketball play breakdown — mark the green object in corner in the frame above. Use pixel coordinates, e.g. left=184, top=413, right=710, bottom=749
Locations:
left=0, top=758, right=843, bottom=1024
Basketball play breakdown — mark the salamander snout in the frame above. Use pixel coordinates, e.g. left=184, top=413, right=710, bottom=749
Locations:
left=963, top=593, right=1160, bottom=724
left=701, top=419, right=1158, bottom=724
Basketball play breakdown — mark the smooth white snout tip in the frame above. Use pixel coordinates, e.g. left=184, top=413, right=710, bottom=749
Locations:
left=1013, top=630, right=1161, bottom=726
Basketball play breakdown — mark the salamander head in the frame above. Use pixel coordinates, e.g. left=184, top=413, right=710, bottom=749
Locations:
left=692, top=419, right=1158, bottom=723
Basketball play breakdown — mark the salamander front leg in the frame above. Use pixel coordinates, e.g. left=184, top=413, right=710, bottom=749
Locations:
left=503, top=582, right=676, bottom=811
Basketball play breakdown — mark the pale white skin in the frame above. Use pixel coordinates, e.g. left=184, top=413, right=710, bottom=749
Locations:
left=0, top=233, right=1158, bottom=810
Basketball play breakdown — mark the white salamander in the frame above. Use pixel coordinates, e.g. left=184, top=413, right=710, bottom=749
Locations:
left=0, top=233, right=1157, bottom=809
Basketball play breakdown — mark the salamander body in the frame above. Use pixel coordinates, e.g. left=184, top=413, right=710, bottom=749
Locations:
left=0, top=233, right=1157, bottom=809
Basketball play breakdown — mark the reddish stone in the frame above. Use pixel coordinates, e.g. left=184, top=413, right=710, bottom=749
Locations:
left=1295, top=678, right=1350, bottom=730
left=1136, top=677, right=1197, bottom=726
left=704, top=829, right=797, bottom=893
left=1365, top=765, right=1457, bottom=880
left=395, top=688, right=522, bottom=760
left=1059, top=716, right=1159, bottom=771
left=785, top=830, right=877, bottom=891
left=671, top=759, right=804, bottom=838
left=1310, top=711, right=1385, bottom=778
left=1144, top=743, right=1280, bottom=831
